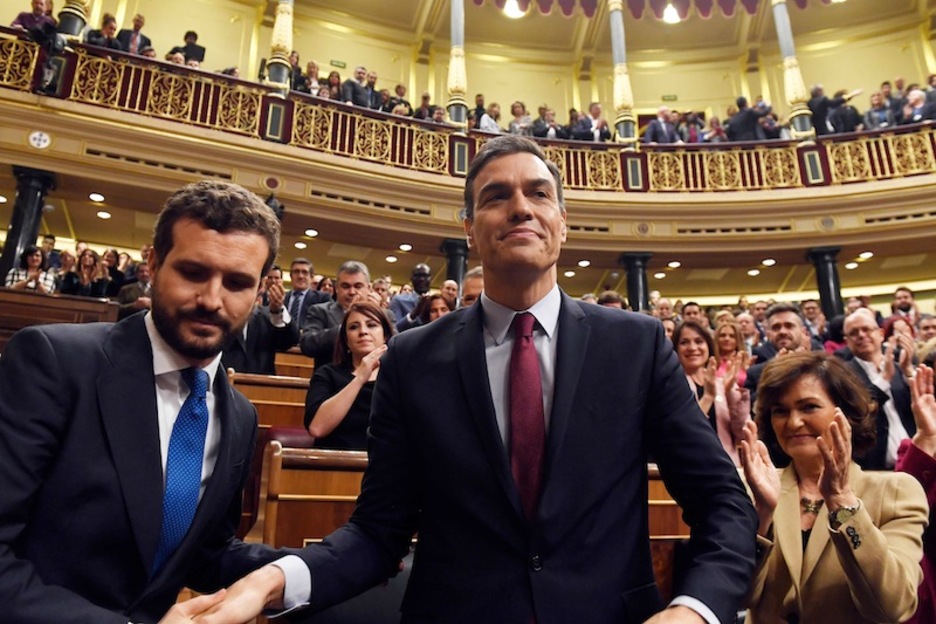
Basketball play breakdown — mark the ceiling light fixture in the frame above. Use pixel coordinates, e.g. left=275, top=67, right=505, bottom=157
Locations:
left=399, top=244, right=413, bottom=252
left=577, top=260, right=591, bottom=268
left=667, top=261, right=681, bottom=269
left=89, top=192, right=105, bottom=202
left=294, top=241, right=307, bottom=250
left=503, top=0, right=527, bottom=19
left=96, top=211, right=111, bottom=219
left=858, top=251, right=874, bottom=260
left=563, top=270, right=575, bottom=278
left=844, top=262, right=859, bottom=270
left=747, top=269, right=760, bottom=277
left=0, top=195, right=7, bottom=204
left=386, top=255, right=398, bottom=263
left=662, top=3, right=681, bottom=24
left=304, top=228, right=319, bottom=238
left=761, top=258, right=776, bottom=267
left=654, top=272, right=667, bottom=279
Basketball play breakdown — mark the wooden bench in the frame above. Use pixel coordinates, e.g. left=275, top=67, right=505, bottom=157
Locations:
left=254, top=445, right=691, bottom=602
left=226, top=372, right=312, bottom=537
left=0, top=289, right=118, bottom=353
left=275, top=347, right=314, bottom=378
left=228, top=370, right=309, bottom=429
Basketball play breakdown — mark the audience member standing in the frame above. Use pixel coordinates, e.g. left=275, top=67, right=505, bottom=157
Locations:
left=573, top=102, right=612, bottom=142
left=10, top=0, right=55, bottom=31
left=116, top=13, right=150, bottom=55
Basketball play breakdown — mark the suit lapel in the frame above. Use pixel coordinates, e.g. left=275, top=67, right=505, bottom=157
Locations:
left=542, top=295, right=588, bottom=480
left=97, top=315, right=163, bottom=571
left=455, top=304, right=523, bottom=517
left=775, top=467, right=804, bottom=590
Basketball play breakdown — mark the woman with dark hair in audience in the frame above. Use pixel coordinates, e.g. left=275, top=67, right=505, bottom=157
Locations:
left=5, top=245, right=55, bottom=294
left=740, top=351, right=926, bottom=623
left=508, top=101, right=533, bottom=136
left=305, top=301, right=395, bottom=450
left=419, top=293, right=455, bottom=325
left=674, top=319, right=749, bottom=464
left=59, top=248, right=109, bottom=298
left=317, top=276, right=335, bottom=299
left=325, top=70, right=341, bottom=100
left=101, top=248, right=125, bottom=297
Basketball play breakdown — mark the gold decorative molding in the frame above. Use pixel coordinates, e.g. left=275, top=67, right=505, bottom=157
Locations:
left=447, top=45, right=467, bottom=100
left=612, top=62, right=634, bottom=112
left=781, top=56, right=809, bottom=106
left=270, top=1, right=294, bottom=58
left=0, top=38, right=39, bottom=91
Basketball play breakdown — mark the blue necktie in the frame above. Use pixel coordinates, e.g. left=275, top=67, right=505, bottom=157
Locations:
left=289, top=291, right=304, bottom=323
left=152, top=367, right=209, bottom=575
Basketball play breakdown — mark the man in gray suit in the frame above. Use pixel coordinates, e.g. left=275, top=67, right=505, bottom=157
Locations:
left=299, top=260, right=374, bottom=369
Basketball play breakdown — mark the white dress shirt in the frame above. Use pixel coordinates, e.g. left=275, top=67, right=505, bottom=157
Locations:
left=854, top=357, right=911, bottom=468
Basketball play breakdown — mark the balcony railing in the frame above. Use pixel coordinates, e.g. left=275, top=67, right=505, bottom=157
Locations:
left=3, top=27, right=936, bottom=194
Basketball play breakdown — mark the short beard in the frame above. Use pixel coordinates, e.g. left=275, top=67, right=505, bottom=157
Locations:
left=150, top=288, right=242, bottom=361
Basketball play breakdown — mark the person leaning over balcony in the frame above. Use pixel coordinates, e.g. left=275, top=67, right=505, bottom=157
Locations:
left=10, top=0, right=55, bottom=31
left=5, top=244, right=55, bottom=294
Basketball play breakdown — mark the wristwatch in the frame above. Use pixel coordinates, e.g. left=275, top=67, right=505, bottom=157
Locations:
left=829, top=500, right=861, bottom=530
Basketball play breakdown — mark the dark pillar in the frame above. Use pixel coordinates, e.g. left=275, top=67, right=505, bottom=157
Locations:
left=57, top=0, right=89, bottom=37
left=807, top=246, right=844, bottom=321
left=0, top=167, right=55, bottom=280
left=440, top=238, right=468, bottom=290
left=619, top=252, right=652, bottom=312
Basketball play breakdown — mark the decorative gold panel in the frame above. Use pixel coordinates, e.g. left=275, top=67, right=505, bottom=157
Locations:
left=218, top=89, right=261, bottom=135
left=354, top=119, right=391, bottom=162
left=828, top=141, right=871, bottom=183
left=890, top=132, right=936, bottom=176
left=704, top=152, right=741, bottom=190
left=0, top=38, right=38, bottom=91
left=586, top=151, right=622, bottom=189
left=71, top=51, right=123, bottom=106
left=761, top=148, right=800, bottom=188
left=412, top=130, right=449, bottom=173
left=292, top=103, right=334, bottom=150
left=649, top=152, right=686, bottom=191
left=145, top=72, right=193, bottom=120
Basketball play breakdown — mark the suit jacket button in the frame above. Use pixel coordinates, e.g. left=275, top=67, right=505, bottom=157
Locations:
left=530, top=555, right=543, bottom=572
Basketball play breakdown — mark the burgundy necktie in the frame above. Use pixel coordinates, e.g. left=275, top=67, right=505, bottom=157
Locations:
left=509, top=312, right=545, bottom=521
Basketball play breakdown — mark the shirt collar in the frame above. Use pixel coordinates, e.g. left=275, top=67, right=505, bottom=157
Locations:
left=144, top=312, right=221, bottom=385
left=480, top=284, right=561, bottom=346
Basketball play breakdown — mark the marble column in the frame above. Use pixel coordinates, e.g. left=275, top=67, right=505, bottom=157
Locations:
left=446, top=0, right=469, bottom=130
left=0, top=167, right=55, bottom=280
left=57, top=0, right=91, bottom=38
left=608, top=0, right=636, bottom=145
left=265, top=0, right=295, bottom=96
left=619, top=252, right=652, bottom=312
left=807, top=246, right=844, bottom=322
left=440, top=238, right=468, bottom=292
left=771, top=0, right=814, bottom=140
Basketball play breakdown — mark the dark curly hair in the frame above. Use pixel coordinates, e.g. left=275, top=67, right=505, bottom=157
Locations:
left=754, top=351, right=877, bottom=465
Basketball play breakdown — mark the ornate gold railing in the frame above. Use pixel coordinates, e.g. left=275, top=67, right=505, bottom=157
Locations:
left=290, top=100, right=451, bottom=173
left=0, top=35, right=39, bottom=91
left=3, top=28, right=936, bottom=193
left=68, top=47, right=266, bottom=138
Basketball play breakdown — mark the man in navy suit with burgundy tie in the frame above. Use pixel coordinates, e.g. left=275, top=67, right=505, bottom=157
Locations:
left=0, top=181, right=307, bottom=623
left=203, top=136, right=757, bottom=624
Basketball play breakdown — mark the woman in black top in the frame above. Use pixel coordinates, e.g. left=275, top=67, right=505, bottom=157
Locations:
left=304, top=301, right=395, bottom=450
left=59, top=249, right=110, bottom=298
